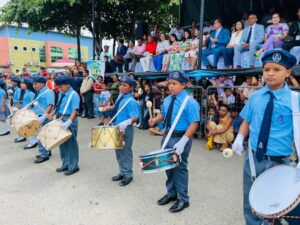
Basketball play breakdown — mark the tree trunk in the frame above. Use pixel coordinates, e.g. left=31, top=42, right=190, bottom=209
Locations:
left=112, top=38, right=116, bottom=57
left=76, top=26, right=81, bottom=62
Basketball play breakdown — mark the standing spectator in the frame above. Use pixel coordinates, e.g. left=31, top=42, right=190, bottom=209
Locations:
left=110, top=74, right=120, bottom=103
left=185, top=27, right=201, bottom=69
left=98, top=83, right=111, bottom=125
left=255, top=13, right=289, bottom=57
left=169, top=23, right=184, bottom=41
left=110, top=39, right=128, bottom=73
left=161, top=34, right=180, bottom=72
left=93, top=75, right=103, bottom=118
left=140, top=35, right=157, bottom=72
left=152, top=33, right=170, bottom=72
left=231, top=107, right=243, bottom=138
left=151, top=23, right=160, bottom=41
left=133, top=80, right=144, bottom=128
left=190, top=20, right=197, bottom=36
left=104, top=55, right=113, bottom=73
left=46, top=73, right=59, bottom=104
left=241, top=11, right=250, bottom=27
left=129, top=39, right=146, bottom=72
left=236, top=76, right=262, bottom=103
left=202, top=19, right=231, bottom=69
left=169, top=30, right=192, bottom=71
left=219, top=86, right=235, bottom=105
left=282, top=8, right=300, bottom=51
left=124, top=40, right=135, bottom=72
left=234, top=13, right=264, bottom=68
left=260, top=7, right=276, bottom=27
left=100, top=45, right=112, bottom=61
left=140, top=83, right=154, bottom=130
left=221, top=21, right=244, bottom=68
left=203, top=21, right=214, bottom=34
left=80, top=70, right=94, bottom=119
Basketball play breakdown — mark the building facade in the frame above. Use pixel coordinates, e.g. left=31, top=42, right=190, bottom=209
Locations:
left=0, top=26, right=93, bottom=74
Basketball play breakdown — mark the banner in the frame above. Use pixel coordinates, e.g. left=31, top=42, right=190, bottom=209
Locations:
left=86, top=60, right=105, bottom=80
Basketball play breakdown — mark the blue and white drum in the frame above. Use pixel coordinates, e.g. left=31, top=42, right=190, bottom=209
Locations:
left=249, top=165, right=300, bottom=225
left=139, top=149, right=179, bottom=174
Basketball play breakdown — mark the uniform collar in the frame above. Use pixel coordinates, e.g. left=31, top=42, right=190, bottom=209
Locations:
left=39, top=85, right=48, bottom=93
left=64, top=87, right=73, bottom=96
left=262, top=83, right=290, bottom=100
left=173, top=89, right=187, bottom=98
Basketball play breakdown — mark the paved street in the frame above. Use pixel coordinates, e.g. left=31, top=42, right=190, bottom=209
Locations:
left=0, top=118, right=244, bottom=225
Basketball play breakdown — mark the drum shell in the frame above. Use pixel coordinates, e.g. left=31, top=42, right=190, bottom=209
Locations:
left=139, top=149, right=179, bottom=173
left=91, top=126, right=124, bottom=150
left=37, top=119, right=72, bottom=150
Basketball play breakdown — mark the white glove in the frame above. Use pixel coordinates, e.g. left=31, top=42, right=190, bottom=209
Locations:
left=232, top=134, right=244, bottom=156
left=173, top=135, right=189, bottom=155
left=38, top=114, right=47, bottom=124
left=60, top=119, right=72, bottom=130
left=118, top=119, right=132, bottom=133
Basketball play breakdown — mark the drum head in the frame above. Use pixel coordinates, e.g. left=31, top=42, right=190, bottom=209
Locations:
left=249, top=165, right=300, bottom=218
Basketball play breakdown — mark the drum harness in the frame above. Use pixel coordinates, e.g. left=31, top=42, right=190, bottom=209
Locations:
left=248, top=91, right=300, bottom=224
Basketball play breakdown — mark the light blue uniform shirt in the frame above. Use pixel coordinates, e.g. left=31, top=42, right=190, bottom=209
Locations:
left=13, top=87, right=21, bottom=106
left=114, top=93, right=139, bottom=125
left=21, top=90, right=35, bottom=109
left=0, top=89, right=8, bottom=105
left=33, top=86, right=55, bottom=116
left=161, top=90, right=200, bottom=131
left=57, top=87, right=80, bottom=115
left=240, top=84, right=299, bottom=156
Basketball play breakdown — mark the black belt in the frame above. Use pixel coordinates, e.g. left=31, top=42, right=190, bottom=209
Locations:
left=57, top=113, right=71, bottom=118
left=252, top=151, right=288, bottom=163
left=165, top=131, right=185, bottom=138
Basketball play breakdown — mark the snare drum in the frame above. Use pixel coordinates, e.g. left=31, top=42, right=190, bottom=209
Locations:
left=91, top=126, right=124, bottom=150
left=249, top=165, right=300, bottom=225
left=11, top=109, right=41, bottom=137
left=37, top=119, right=72, bottom=150
left=139, top=149, right=179, bottom=173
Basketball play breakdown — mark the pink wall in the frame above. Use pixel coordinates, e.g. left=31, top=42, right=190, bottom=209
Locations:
left=0, top=37, right=9, bottom=66
left=45, top=41, right=77, bottom=67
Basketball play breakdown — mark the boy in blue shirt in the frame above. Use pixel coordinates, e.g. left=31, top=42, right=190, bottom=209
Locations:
left=149, top=71, right=200, bottom=213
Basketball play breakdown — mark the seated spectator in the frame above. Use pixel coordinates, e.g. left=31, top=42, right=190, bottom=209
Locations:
left=152, top=33, right=170, bottom=72
left=255, top=13, right=288, bottom=57
left=207, top=104, right=234, bottom=151
left=202, top=19, right=230, bottom=69
left=231, top=107, right=243, bottom=138
left=110, top=39, right=128, bottom=73
left=219, top=86, right=235, bottom=105
left=234, top=12, right=264, bottom=68
left=129, top=39, right=146, bottom=71
left=169, top=30, right=192, bottom=70
left=260, top=7, right=276, bottom=27
left=100, top=45, right=112, bottom=61
left=236, top=76, right=262, bottom=103
left=149, top=121, right=165, bottom=136
left=140, top=35, right=157, bottom=72
left=185, top=27, right=201, bottom=70
left=220, top=21, right=244, bottom=68
left=169, top=23, right=184, bottom=41
left=124, top=40, right=135, bottom=72
left=203, top=21, right=214, bottom=34
left=190, top=20, right=198, bottom=37
left=282, top=8, right=300, bottom=51
left=161, top=34, right=180, bottom=72
left=209, top=75, right=234, bottom=97
left=98, top=83, right=111, bottom=125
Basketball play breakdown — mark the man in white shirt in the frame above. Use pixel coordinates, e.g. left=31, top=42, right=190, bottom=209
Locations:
left=169, top=24, right=184, bottom=41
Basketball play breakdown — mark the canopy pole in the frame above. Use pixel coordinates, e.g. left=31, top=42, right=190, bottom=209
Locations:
left=197, top=0, right=205, bottom=69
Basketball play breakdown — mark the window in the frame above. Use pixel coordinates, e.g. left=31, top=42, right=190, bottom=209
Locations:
left=23, top=46, right=28, bottom=51
left=39, top=46, right=46, bottom=63
left=32, top=47, right=36, bottom=52
left=13, top=46, right=18, bottom=51
left=50, top=46, right=63, bottom=62
left=68, top=48, right=84, bottom=61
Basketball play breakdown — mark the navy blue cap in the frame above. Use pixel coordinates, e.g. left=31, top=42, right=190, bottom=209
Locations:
left=11, top=76, right=21, bottom=84
left=0, top=79, right=6, bottom=85
left=120, top=76, right=137, bottom=87
left=54, top=75, right=72, bottom=86
left=261, top=49, right=297, bottom=69
left=32, top=75, right=47, bottom=84
left=168, top=70, right=189, bottom=83
left=21, top=78, right=33, bottom=85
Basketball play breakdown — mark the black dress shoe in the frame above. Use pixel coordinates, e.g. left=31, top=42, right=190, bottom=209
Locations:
left=169, top=200, right=189, bottom=213
left=112, top=174, right=124, bottom=181
left=0, top=131, right=10, bottom=136
left=119, top=177, right=133, bottom=186
left=64, top=168, right=80, bottom=176
left=157, top=194, right=177, bottom=205
left=24, top=143, right=38, bottom=150
left=97, top=122, right=104, bottom=126
left=34, top=157, right=49, bottom=164
left=56, top=167, right=68, bottom=172
left=35, top=155, right=41, bottom=159
left=14, top=137, right=26, bottom=143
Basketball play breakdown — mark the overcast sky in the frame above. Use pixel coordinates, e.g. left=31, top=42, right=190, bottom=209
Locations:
left=0, top=0, right=9, bottom=8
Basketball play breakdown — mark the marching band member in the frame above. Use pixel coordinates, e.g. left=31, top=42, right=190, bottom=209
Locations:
left=104, top=76, right=139, bottom=186
left=232, top=49, right=298, bottom=225
left=50, top=75, right=80, bottom=175
left=148, top=71, right=200, bottom=213
left=31, top=75, right=55, bottom=163
left=11, top=76, right=21, bottom=140
left=0, top=79, right=10, bottom=136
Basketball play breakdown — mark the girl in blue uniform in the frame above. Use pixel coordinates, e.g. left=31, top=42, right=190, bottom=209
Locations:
left=0, top=79, right=10, bottom=136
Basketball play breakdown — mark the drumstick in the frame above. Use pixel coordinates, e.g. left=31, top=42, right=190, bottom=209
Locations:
left=33, top=101, right=49, bottom=116
left=146, top=101, right=153, bottom=119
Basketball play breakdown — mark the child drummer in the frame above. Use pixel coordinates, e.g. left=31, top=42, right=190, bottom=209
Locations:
left=232, top=49, right=298, bottom=225
left=103, top=76, right=139, bottom=186
left=0, top=79, right=10, bottom=136
left=148, top=71, right=200, bottom=213
left=48, top=75, right=80, bottom=176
